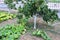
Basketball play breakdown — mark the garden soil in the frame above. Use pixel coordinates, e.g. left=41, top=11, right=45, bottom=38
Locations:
left=0, top=18, right=17, bottom=27
left=20, top=21, right=60, bottom=40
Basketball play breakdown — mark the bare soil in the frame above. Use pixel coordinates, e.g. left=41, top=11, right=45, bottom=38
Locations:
left=20, top=21, right=60, bottom=40
left=0, top=18, right=17, bottom=27
left=20, top=32, right=43, bottom=40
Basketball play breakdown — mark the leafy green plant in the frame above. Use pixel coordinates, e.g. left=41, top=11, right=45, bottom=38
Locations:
left=0, top=12, right=16, bottom=22
left=32, top=29, right=51, bottom=40
left=0, top=24, right=26, bottom=40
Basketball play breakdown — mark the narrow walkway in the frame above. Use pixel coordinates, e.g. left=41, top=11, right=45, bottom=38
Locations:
left=20, top=32, right=43, bottom=40
left=0, top=18, right=17, bottom=27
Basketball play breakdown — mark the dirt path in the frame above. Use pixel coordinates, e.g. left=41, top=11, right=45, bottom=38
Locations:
left=44, top=21, right=60, bottom=40
left=20, top=32, right=43, bottom=40
left=47, top=31, right=60, bottom=40
left=52, top=23, right=60, bottom=33
left=0, top=18, right=17, bottom=27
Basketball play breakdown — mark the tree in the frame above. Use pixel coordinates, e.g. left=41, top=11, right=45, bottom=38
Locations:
left=17, top=0, right=58, bottom=29
left=4, top=0, right=58, bottom=29
left=18, top=0, right=58, bottom=22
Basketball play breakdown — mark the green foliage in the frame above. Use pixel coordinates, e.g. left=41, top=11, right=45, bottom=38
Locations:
left=0, top=24, right=26, bottom=40
left=8, top=3, right=16, bottom=9
left=18, top=0, right=44, bottom=17
left=0, top=12, right=16, bottom=22
left=4, top=0, right=16, bottom=9
left=32, top=29, right=51, bottom=40
left=17, top=16, right=28, bottom=25
left=4, top=0, right=58, bottom=22
left=4, top=0, right=13, bottom=4
left=18, top=0, right=58, bottom=22
left=40, top=6, right=58, bottom=22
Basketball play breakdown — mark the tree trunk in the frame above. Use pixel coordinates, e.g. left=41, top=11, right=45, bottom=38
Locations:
left=33, top=15, right=37, bottom=29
